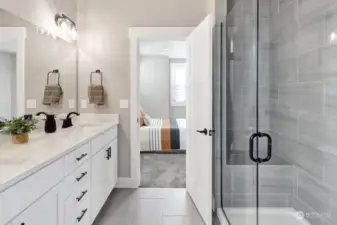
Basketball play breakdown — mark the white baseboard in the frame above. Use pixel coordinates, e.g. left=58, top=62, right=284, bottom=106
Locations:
left=115, top=177, right=138, bottom=188
left=217, top=208, right=229, bottom=225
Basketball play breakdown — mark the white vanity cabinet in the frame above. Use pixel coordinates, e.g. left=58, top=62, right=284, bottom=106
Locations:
left=0, top=124, right=119, bottom=225
left=90, top=135, right=118, bottom=223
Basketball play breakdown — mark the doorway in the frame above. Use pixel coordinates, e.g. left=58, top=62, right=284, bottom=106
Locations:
left=129, top=17, right=214, bottom=225
left=138, top=40, right=188, bottom=188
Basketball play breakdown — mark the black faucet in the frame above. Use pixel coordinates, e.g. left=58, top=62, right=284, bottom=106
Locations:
left=36, top=112, right=57, bottom=133
left=62, top=112, right=80, bottom=129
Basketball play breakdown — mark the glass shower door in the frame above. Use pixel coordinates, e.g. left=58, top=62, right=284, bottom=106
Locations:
left=221, top=0, right=260, bottom=224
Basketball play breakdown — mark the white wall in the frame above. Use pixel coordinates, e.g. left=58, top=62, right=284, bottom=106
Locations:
left=0, top=51, right=16, bottom=119
left=140, top=55, right=170, bottom=118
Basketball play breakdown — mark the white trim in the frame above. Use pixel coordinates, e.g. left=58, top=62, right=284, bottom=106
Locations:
left=217, top=208, right=229, bottom=225
left=115, top=177, right=137, bottom=188
left=129, top=27, right=194, bottom=187
left=0, top=27, right=26, bottom=117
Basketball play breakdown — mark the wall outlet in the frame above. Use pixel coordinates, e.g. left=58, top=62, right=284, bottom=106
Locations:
left=120, top=99, right=129, bottom=109
left=68, top=99, right=75, bottom=109
left=81, top=99, right=88, bottom=109
left=26, top=99, right=36, bottom=109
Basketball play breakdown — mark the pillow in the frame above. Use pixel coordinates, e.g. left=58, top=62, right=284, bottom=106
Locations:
left=143, top=113, right=152, bottom=126
left=140, top=108, right=145, bottom=127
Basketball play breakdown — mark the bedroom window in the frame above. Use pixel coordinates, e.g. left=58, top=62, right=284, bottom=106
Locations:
left=170, top=61, right=187, bottom=107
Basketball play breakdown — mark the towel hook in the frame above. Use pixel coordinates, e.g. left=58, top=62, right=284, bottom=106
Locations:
left=90, top=69, right=103, bottom=85
left=47, top=69, right=60, bottom=85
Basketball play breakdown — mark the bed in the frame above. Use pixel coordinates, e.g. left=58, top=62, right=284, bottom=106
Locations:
left=140, top=118, right=186, bottom=152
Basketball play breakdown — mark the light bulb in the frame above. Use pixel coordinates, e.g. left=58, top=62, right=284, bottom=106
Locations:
left=60, top=20, right=68, bottom=31
left=71, top=27, right=77, bottom=40
left=330, top=32, right=337, bottom=43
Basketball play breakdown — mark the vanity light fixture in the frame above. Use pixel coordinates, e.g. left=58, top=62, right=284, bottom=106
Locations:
left=55, top=13, right=77, bottom=40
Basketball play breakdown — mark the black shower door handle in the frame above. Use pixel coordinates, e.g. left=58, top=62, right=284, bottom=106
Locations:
left=249, top=132, right=272, bottom=163
left=249, top=133, right=259, bottom=163
left=260, top=132, right=272, bottom=163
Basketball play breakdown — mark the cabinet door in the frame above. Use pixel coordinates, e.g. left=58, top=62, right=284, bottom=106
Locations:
left=11, top=190, right=58, bottom=225
left=107, top=138, right=118, bottom=192
left=90, top=147, right=109, bottom=223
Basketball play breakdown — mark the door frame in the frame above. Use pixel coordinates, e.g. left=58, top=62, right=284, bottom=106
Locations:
left=126, top=27, right=194, bottom=188
left=0, top=27, right=26, bottom=117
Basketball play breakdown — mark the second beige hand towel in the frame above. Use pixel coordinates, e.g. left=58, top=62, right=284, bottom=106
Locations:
left=88, top=84, right=104, bottom=105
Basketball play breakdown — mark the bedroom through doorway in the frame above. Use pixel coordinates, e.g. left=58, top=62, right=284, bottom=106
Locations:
left=138, top=40, right=188, bottom=188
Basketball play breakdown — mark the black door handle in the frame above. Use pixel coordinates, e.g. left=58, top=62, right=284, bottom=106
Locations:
left=260, top=133, right=272, bottom=163
left=106, top=147, right=111, bottom=160
left=196, top=128, right=208, bottom=135
left=249, top=133, right=259, bottom=163
left=249, top=132, right=272, bottom=163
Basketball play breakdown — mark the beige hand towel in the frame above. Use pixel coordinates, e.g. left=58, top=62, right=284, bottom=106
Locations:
left=88, top=85, right=104, bottom=105
left=43, top=85, right=63, bottom=105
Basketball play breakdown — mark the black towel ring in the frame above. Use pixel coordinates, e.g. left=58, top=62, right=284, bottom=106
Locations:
left=46, top=69, right=60, bottom=85
left=90, top=69, right=103, bottom=85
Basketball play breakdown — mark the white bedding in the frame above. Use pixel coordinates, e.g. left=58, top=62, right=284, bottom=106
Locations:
left=140, top=118, right=186, bottom=151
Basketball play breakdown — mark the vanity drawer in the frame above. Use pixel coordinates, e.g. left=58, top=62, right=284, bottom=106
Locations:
left=61, top=161, right=90, bottom=199
left=91, top=126, right=117, bottom=155
left=0, top=158, right=64, bottom=224
left=65, top=192, right=90, bottom=225
left=65, top=142, right=90, bottom=175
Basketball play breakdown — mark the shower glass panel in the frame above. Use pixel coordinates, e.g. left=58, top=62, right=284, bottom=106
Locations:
left=222, top=0, right=337, bottom=225
left=222, top=0, right=259, bottom=224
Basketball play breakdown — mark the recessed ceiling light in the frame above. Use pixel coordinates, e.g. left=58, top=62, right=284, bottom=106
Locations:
left=164, top=48, right=169, bottom=51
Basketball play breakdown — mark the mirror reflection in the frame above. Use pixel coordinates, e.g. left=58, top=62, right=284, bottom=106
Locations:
left=0, top=8, right=77, bottom=120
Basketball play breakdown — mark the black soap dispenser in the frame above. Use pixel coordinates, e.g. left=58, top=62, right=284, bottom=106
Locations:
left=36, top=112, right=57, bottom=133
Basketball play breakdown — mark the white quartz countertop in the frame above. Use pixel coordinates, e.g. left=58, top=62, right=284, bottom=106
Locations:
left=0, top=114, right=119, bottom=192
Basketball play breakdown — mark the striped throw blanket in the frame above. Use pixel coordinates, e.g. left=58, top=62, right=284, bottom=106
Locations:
left=140, top=119, right=186, bottom=151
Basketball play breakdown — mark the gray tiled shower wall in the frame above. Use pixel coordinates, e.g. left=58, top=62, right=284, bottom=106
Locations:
left=269, top=0, right=337, bottom=224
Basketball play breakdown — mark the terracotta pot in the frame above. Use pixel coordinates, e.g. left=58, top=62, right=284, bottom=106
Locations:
left=11, top=133, right=29, bottom=144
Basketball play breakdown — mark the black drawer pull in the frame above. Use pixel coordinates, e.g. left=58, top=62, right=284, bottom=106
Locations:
left=76, top=208, right=88, bottom=222
left=76, top=172, right=88, bottom=182
left=76, top=153, right=88, bottom=161
left=76, top=190, right=88, bottom=202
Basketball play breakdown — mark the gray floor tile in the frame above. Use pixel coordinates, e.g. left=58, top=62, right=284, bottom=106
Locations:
left=93, top=188, right=205, bottom=225
left=95, top=214, right=133, bottom=225
left=162, top=215, right=204, bottom=225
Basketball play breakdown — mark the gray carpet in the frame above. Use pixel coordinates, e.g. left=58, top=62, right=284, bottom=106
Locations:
left=140, top=153, right=186, bottom=188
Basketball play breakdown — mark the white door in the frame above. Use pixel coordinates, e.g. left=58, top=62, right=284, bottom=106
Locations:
left=186, top=15, right=213, bottom=225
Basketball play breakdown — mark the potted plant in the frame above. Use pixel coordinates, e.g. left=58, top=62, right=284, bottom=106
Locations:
left=1, top=116, right=38, bottom=144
